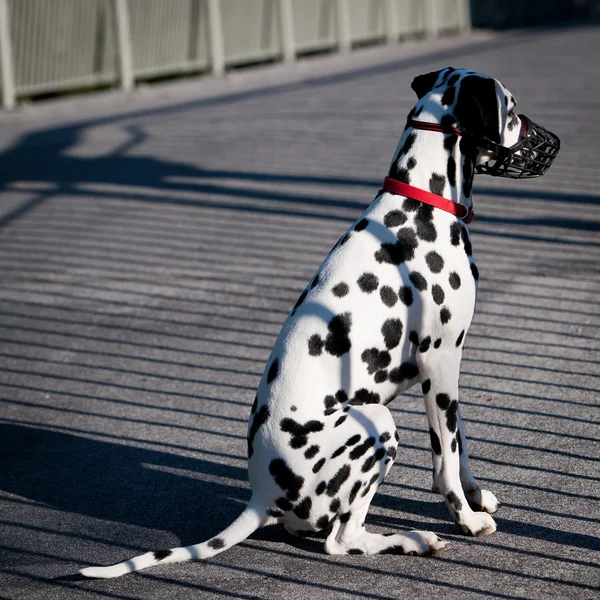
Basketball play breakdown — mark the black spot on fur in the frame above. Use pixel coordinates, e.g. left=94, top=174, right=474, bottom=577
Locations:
left=315, top=481, right=326, bottom=495
left=434, top=338, right=442, bottom=349
left=442, top=85, right=456, bottom=106
left=450, top=221, right=462, bottom=246
left=332, top=282, right=349, bottom=297
left=380, top=286, right=398, bottom=307
left=329, top=498, right=341, bottom=513
left=429, top=428, right=442, bottom=455
left=403, top=197, right=420, bottom=212
left=390, top=165, right=411, bottom=183
left=409, top=271, right=427, bottom=291
left=446, top=401, right=458, bottom=433
left=276, top=497, right=293, bottom=511
left=381, top=318, right=403, bottom=349
left=432, top=284, right=445, bottom=305
left=324, top=313, right=352, bottom=356
left=374, top=370, right=387, bottom=383
left=250, top=395, right=258, bottom=414
left=457, top=431, right=464, bottom=455
left=429, top=173, right=446, bottom=195
left=248, top=405, right=270, bottom=458
left=267, top=359, right=279, bottom=383
left=414, top=204, right=437, bottom=242
left=361, top=455, right=376, bottom=473
left=346, top=434, right=361, bottom=446
left=461, top=226, right=472, bottom=256
left=208, top=538, right=225, bottom=550
left=348, top=548, right=364, bottom=555
left=399, top=286, right=413, bottom=306
left=357, top=273, right=379, bottom=293
left=355, top=218, right=369, bottom=232
left=436, top=393, right=451, bottom=410
left=379, top=432, right=391, bottom=443
left=316, top=515, right=330, bottom=529
left=384, top=210, right=408, bottom=228
left=267, top=508, right=285, bottom=518
left=451, top=437, right=457, bottom=453
left=293, top=497, right=312, bottom=520
left=280, top=418, right=324, bottom=449
left=269, top=459, right=304, bottom=501
left=326, top=465, right=351, bottom=497
left=339, top=511, right=352, bottom=523
left=311, top=274, right=320, bottom=289
left=334, top=414, right=347, bottom=427
left=444, top=133, right=458, bottom=151
left=455, top=330, right=465, bottom=347
left=426, top=251, right=444, bottom=273
left=409, top=330, right=419, bottom=346
left=304, top=445, right=320, bottom=459
left=349, top=481, right=362, bottom=504
left=308, top=334, right=324, bottom=356
left=350, top=389, right=380, bottom=405
left=388, top=362, right=419, bottom=384
left=447, top=156, right=456, bottom=188
left=422, top=379, right=431, bottom=395
left=407, top=157, right=417, bottom=169
left=440, top=307, right=452, bottom=324
left=449, top=272, right=461, bottom=290
left=154, top=549, right=172, bottom=561
left=361, top=348, right=391, bottom=374
left=375, top=227, right=419, bottom=265
left=419, top=336, right=431, bottom=353
left=392, top=133, right=417, bottom=169
left=313, top=458, right=326, bottom=474
left=349, top=437, right=376, bottom=460
left=471, top=263, right=480, bottom=280
left=447, top=491, right=463, bottom=511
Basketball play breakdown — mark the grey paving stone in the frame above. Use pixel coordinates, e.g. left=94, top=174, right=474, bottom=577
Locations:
left=0, top=22, right=598, bottom=600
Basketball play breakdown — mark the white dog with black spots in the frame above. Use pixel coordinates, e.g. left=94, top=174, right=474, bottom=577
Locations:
left=80, top=67, right=558, bottom=578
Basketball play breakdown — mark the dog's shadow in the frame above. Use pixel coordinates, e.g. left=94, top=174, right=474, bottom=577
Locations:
left=0, top=423, right=249, bottom=546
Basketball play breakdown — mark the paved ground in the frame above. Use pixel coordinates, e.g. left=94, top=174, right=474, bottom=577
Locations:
left=0, top=21, right=598, bottom=600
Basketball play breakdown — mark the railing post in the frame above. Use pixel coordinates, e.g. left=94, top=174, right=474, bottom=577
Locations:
left=207, top=0, right=225, bottom=77
left=0, top=0, right=15, bottom=109
left=384, top=0, right=398, bottom=44
left=457, top=0, right=472, bottom=33
left=424, top=0, right=438, bottom=38
left=114, top=0, right=134, bottom=92
left=278, top=0, right=296, bottom=63
left=336, top=0, right=351, bottom=53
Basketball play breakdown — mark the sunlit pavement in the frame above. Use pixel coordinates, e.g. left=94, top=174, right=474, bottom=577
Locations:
left=0, top=21, right=598, bottom=600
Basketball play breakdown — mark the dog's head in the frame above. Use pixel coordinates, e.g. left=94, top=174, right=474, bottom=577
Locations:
left=410, top=67, right=560, bottom=178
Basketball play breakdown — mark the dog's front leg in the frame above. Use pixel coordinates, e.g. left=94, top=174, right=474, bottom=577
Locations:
left=418, top=350, right=497, bottom=536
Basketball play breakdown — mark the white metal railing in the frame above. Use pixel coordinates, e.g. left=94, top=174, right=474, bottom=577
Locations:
left=0, top=0, right=471, bottom=109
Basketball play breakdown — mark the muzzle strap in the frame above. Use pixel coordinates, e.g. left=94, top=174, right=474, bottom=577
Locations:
left=382, top=177, right=475, bottom=224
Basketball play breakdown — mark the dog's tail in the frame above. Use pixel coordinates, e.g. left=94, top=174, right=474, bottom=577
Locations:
left=79, top=497, right=266, bottom=579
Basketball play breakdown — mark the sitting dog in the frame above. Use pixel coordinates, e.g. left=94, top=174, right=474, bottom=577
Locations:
left=80, top=67, right=560, bottom=578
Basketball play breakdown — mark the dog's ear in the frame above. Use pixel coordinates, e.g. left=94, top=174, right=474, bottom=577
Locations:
left=411, top=69, right=446, bottom=99
left=453, top=75, right=501, bottom=143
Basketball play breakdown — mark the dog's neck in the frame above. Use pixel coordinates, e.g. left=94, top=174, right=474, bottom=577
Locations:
left=387, top=109, right=477, bottom=210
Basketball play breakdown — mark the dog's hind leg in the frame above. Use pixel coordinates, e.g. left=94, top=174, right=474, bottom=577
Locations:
left=418, top=349, right=497, bottom=536
left=454, top=410, right=500, bottom=514
left=323, top=403, right=447, bottom=556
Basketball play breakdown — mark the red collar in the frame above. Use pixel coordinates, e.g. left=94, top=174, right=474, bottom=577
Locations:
left=382, top=177, right=475, bottom=224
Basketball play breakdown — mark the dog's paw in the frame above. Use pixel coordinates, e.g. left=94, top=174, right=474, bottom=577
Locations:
left=458, top=512, right=496, bottom=537
left=465, top=488, right=500, bottom=514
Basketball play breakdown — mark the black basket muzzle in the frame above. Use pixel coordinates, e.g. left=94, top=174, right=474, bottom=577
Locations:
left=474, top=115, right=561, bottom=179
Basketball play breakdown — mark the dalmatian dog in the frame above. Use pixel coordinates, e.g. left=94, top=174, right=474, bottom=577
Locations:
left=80, top=67, right=559, bottom=578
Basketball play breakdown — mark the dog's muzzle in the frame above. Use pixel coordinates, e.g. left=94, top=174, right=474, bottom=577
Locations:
left=474, top=115, right=561, bottom=179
